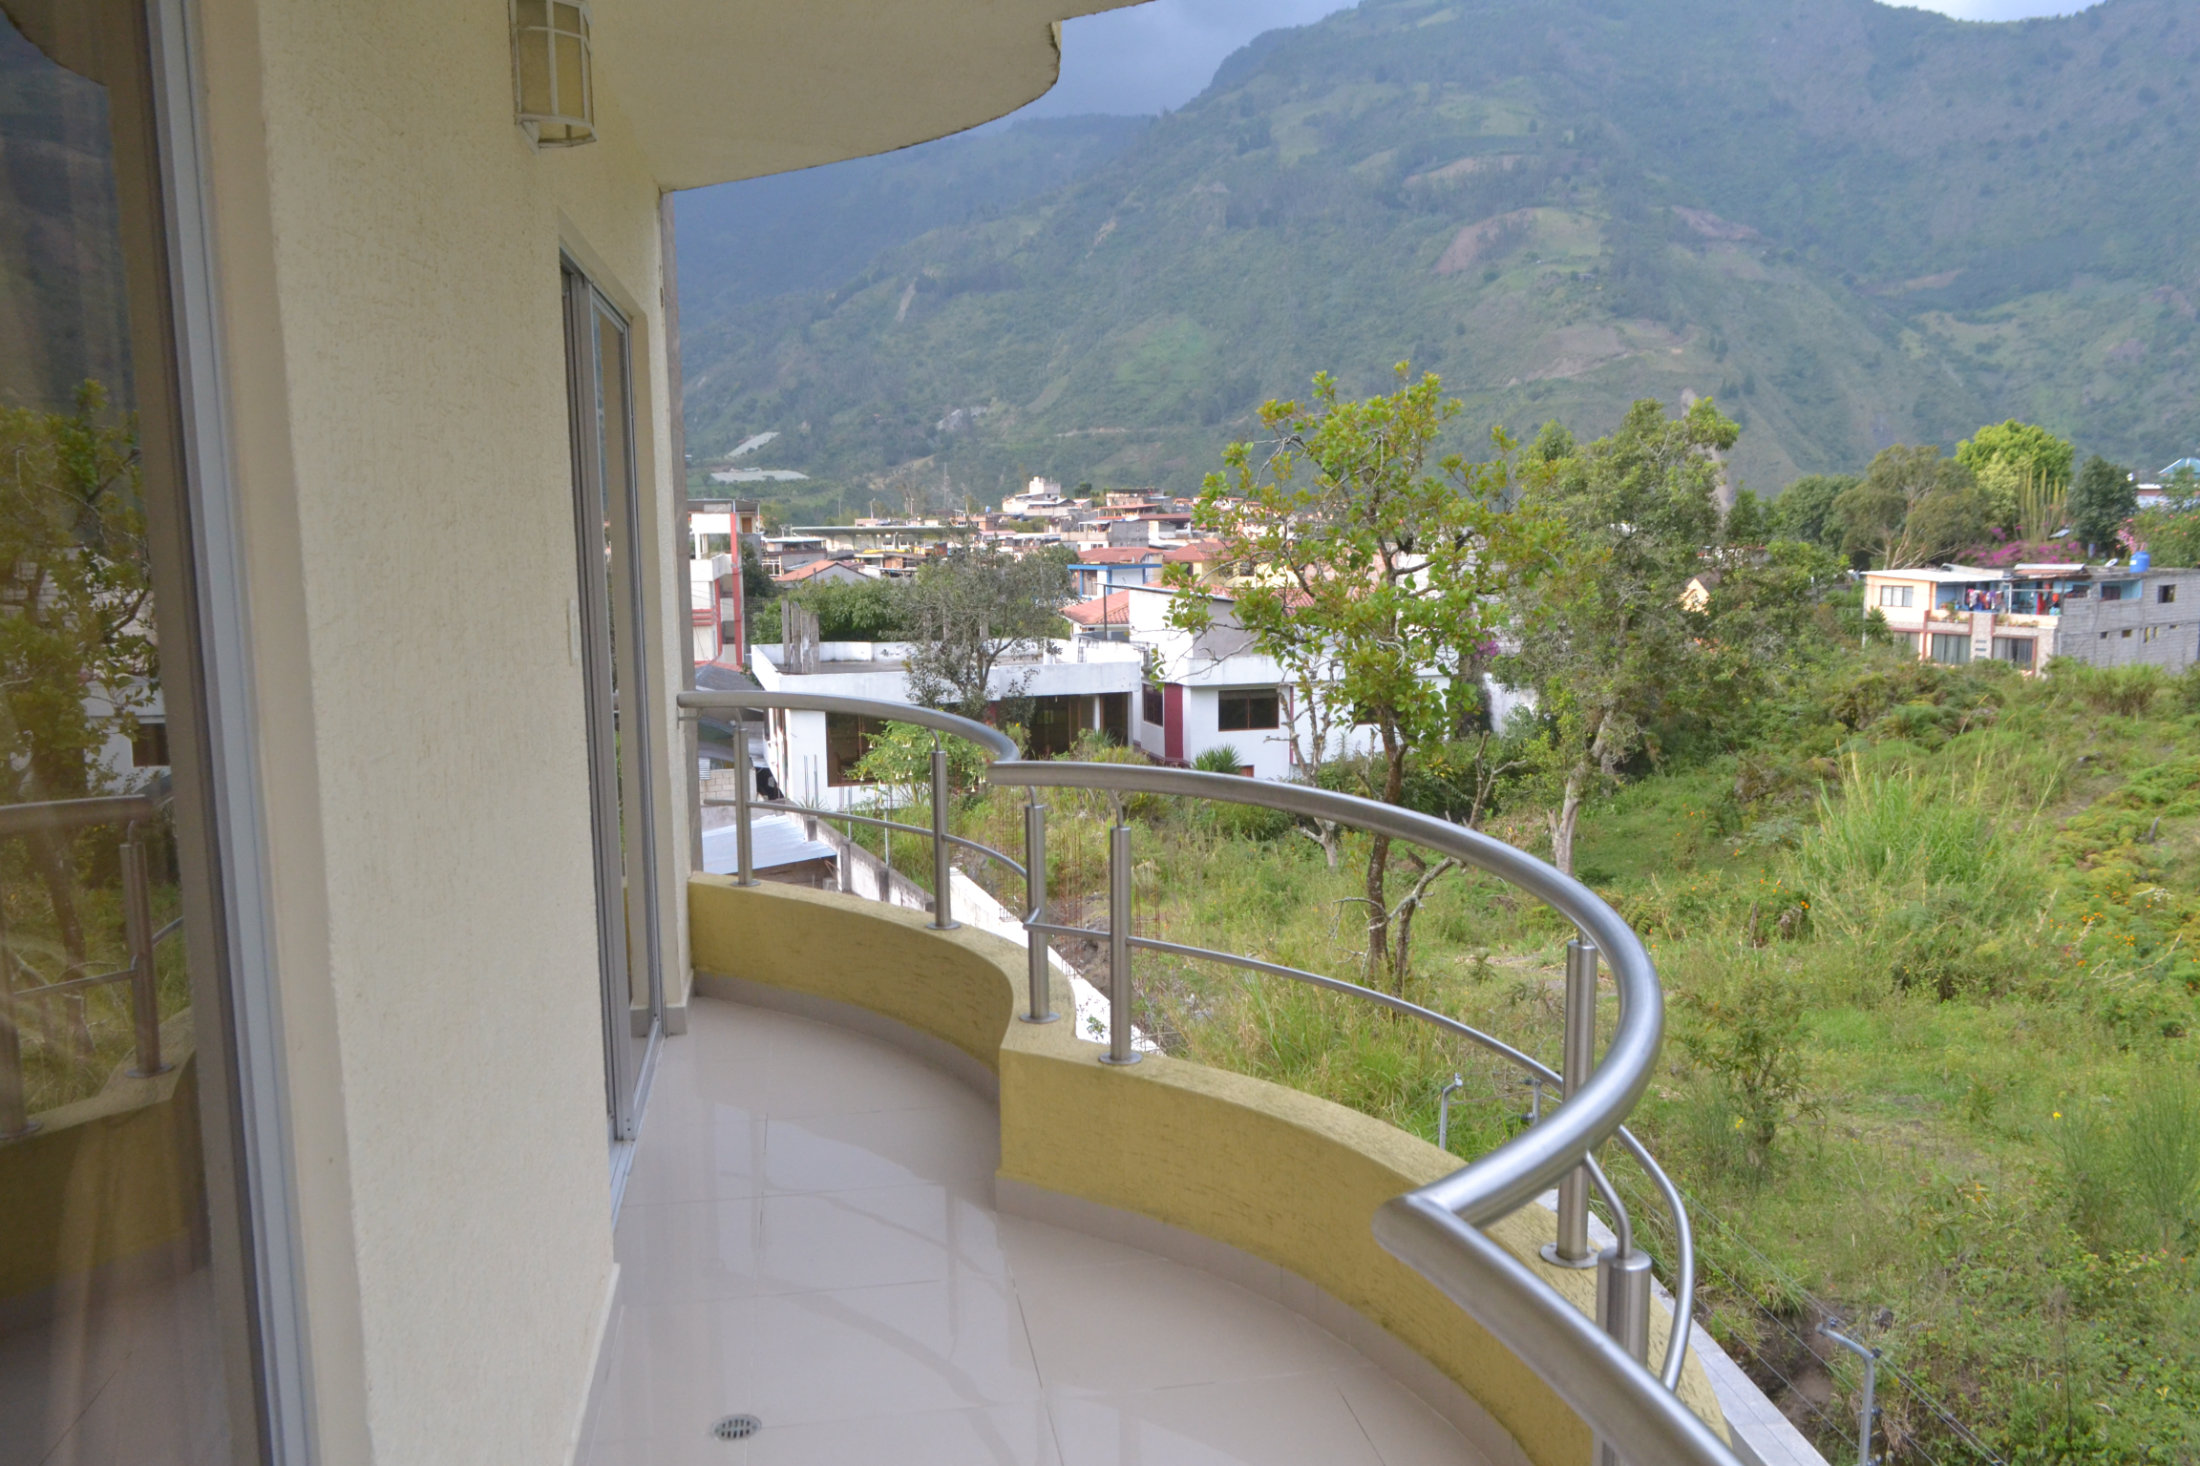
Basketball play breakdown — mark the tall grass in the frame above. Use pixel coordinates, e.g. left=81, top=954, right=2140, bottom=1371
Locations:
left=1788, top=757, right=2015, bottom=899
left=2123, top=1072, right=2200, bottom=1249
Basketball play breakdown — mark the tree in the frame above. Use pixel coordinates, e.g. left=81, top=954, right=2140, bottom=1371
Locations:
left=1955, top=420, right=2074, bottom=531
left=900, top=547, right=1071, bottom=721
left=1502, top=397, right=1736, bottom=877
left=1723, top=487, right=1769, bottom=545
left=1832, top=445, right=1980, bottom=567
left=1770, top=473, right=1856, bottom=550
left=1172, top=367, right=1542, bottom=986
left=0, top=384, right=154, bottom=961
left=2067, top=455, right=2137, bottom=555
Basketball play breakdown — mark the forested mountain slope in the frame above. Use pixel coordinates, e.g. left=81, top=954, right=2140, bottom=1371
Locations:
left=678, top=0, right=2200, bottom=501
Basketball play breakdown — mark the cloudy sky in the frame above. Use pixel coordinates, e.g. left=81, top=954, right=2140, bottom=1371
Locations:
left=1024, top=0, right=2102, bottom=117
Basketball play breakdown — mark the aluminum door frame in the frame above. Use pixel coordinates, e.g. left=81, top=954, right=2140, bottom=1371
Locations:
left=560, top=260, right=664, bottom=1146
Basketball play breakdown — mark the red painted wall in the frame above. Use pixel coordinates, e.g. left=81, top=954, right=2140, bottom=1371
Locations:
left=1164, top=683, right=1185, bottom=762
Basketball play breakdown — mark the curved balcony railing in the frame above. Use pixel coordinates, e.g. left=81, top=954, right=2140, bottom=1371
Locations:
left=678, top=689, right=1740, bottom=1466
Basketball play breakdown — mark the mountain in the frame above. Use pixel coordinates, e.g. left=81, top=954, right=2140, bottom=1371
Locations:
left=0, top=16, right=132, bottom=416
left=675, top=0, right=2200, bottom=504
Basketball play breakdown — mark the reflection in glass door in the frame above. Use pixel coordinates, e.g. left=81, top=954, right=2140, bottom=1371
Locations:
left=561, top=263, right=663, bottom=1147
left=1, top=6, right=264, bottom=1462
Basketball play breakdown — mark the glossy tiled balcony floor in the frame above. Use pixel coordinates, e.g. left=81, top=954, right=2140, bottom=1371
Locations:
left=579, top=997, right=1491, bottom=1466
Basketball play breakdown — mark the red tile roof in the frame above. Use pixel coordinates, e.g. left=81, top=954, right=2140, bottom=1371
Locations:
left=1074, top=546, right=1165, bottom=564
left=773, top=557, right=862, bottom=584
left=1062, top=591, right=1133, bottom=627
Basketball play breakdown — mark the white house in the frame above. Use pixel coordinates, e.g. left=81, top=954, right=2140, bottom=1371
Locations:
left=1111, top=583, right=1382, bottom=781
left=748, top=637, right=1146, bottom=808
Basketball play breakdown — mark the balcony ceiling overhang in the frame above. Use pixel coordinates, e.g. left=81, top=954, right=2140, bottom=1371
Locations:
left=594, top=0, right=1149, bottom=191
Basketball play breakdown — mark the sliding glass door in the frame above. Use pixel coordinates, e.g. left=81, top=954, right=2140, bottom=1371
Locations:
left=1, top=3, right=277, bottom=1460
left=561, top=262, right=663, bottom=1145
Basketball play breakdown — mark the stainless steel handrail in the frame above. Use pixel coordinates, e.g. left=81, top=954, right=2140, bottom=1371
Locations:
left=683, top=691, right=1729, bottom=1463
left=1021, top=796, right=1694, bottom=1390
left=677, top=690, right=1018, bottom=760
left=990, top=760, right=1659, bottom=1221
left=703, top=798, right=1029, bottom=882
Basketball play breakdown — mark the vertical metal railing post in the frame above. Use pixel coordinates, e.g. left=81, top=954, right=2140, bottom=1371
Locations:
left=1021, top=799, right=1057, bottom=1023
left=1595, top=1244, right=1654, bottom=1466
left=0, top=898, right=28, bottom=1138
left=1545, top=935, right=1600, bottom=1268
left=732, top=737, right=757, bottom=886
left=1102, top=813, right=1138, bottom=1065
left=120, top=831, right=167, bottom=1077
left=1437, top=1073, right=1465, bottom=1153
left=929, top=740, right=957, bottom=930
left=1819, top=1324, right=1881, bottom=1466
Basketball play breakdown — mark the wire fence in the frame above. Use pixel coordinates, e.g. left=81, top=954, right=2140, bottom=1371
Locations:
left=1608, top=1163, right=2007, bottom=1466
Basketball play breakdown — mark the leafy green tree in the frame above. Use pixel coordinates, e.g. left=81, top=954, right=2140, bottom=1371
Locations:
left=1173, top=367, right=1544, bottom=985
left=1723, top=487, right=1769, bottom=544
left=1833, top=445, right=1980, bottom=568
left=785, top=576, right=909, bottom=643
left=1502, top=398, right=1737, bottom=876
left=1956, top=420, right=2074, bottom=531
left=0, top=384, right=154, bottom=960
left=2067, top=455, right=2136, bottom=555
left=1770, top=473, right=1856, bottom=550
left=901, top=546, right=1071, bottom=720
left=849, top=718, right=991, bottom=798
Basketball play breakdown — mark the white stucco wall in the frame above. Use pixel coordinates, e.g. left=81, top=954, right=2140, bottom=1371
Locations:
left=197, top=4, right=689, bottom=1461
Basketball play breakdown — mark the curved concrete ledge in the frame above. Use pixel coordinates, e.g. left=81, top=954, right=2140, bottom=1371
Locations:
left=688, top=875, right=1729, bottom=1466
left=0, top=1012, right=205, bottom=1311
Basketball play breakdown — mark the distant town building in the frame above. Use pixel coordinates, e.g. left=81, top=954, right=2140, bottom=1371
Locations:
left=772, top=557, right=870, bottom=589
left=747, top=637, right=1145, bottom=808
left=1862, top=561, right=2195, bottom=672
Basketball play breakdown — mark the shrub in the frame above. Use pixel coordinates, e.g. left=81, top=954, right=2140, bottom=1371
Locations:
left=2046, top=660, right=2166, bottom=718
left=2122, top=1072, right=2200, bottom=1249
left=1675, top=965, right=1815, bottom=1170
left=1193, top=744, right=1245, bottom=774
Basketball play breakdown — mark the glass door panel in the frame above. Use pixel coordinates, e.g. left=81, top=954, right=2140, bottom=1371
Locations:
left=0, top=6, right=259, bottom=1461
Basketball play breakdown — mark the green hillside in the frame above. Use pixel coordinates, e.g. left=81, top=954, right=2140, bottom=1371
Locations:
left=677, top=0, right=2200, bottom=502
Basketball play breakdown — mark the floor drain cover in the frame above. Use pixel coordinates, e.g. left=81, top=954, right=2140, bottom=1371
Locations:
left=711, top=1415, right=761, bottom=1442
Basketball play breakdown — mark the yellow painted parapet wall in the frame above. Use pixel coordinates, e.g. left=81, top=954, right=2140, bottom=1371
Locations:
left=688, top=875, right=1728, bottom=1466
left=0, top=1013, right=205, bottom=1305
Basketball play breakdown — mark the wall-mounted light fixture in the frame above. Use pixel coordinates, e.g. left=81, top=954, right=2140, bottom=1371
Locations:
left=512, top=0, right=594, bottom=147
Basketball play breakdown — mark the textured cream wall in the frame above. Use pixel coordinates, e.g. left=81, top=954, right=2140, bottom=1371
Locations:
left=688, top=877, right=1730, bottom=1466
left=195, top=3, right=686, bottom=1461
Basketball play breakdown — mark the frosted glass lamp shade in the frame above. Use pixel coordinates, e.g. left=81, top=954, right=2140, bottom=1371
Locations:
left=512, top=0, right=594, bottom=147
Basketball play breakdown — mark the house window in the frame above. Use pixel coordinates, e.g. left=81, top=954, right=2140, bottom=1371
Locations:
left=2062, top=584, right=2088, bottom=599
left=1877, top=585, right=1915, bottom=609
left=826, top=712, right=884, bottom=785
left=1929, top=633, right=1971, bottom=664
left=1991, top=637, right=2034, bottom=668
left=2160, top=584, right=2178, bottom=605
left=2101, top=581, right=2136, bottom=602
left=1143, top=684, right=1165, bottom=726
left=2142, top=625, right=2160, bottom=643
left=131, top=721, right=171, bottom=768
left=2121, top=628, right=2134, bottom=639
left=1217, top=688, right=1280, bottom=732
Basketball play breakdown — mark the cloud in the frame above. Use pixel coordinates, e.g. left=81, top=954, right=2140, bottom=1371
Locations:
left=1020, top=0, right=1358, bottom=117
left=1017, top=0, right=2105, bottom=120
left=1888, top=0, right=2096, bottom=17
